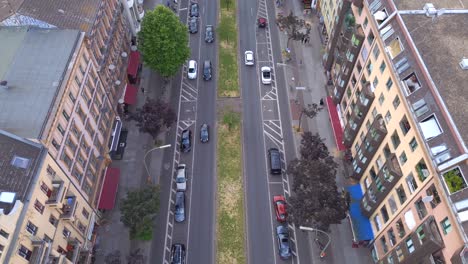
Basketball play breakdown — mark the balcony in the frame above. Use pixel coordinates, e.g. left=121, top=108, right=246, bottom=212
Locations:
left=65, top=239, right=82, bottom=263
left=29, top=238, right=47, bottom=264
left=138, top=5, right=145, bottom=19
left=361, top=154, right=402, bottom=217
left=351, top=115, right=387, bottom=180
left=343, top=82, right=375, bottom=147
left=45, top=180, right=65, bottom=206
left=382, top=217, right=444, bottom=264
left=61, top=196, right=77, bottom=220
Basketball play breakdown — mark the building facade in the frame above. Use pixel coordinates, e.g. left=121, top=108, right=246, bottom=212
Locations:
left=325, top=0, right=468, bottom=263
left=0, top=130, right=97, bottom=264
left=121, top=0, right=145, bottom=36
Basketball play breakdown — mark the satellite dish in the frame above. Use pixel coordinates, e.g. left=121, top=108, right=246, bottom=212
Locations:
left=422, top=196, right=433, bottom=203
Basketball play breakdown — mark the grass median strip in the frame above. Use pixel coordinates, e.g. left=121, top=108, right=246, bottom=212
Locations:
left=216, top=110, right=245, bottom=264
left=218, top=0, right=239, bottom=97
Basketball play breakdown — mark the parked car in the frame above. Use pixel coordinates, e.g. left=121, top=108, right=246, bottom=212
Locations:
left=188, top=60, right=197, bottom=79
left=276, top=225, right=292, bottom=259
left=171, top=243, right=186, bottom=264
left=188, top=16, right=198, bottom=33
left=261, top=66, right=272, bottom=84
left=205, top=25, right=214, bottom=43
left=180, top=129, right=192, bottom=152
left=200, top=124, right=209, bottom=143
left=244, top=51, right=254, bottom=65
left=273, top=195, right=287, bottom=222
left=268, top=148, right=282, bottom=174
left=176, top=164, right=187, bottom=191
left=189, top=2, right=199, bottom=17
left=203, top=60, right=212, bottom=80
left=258, top=17, right=267, bottom=28
left=175, top=191, right=185, bottom=223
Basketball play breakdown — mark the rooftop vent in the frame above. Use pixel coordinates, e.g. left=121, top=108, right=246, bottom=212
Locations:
left=459, top=58, right=468, bottom=70
left=11, top=155, right=31, bottom=169
left=423, top=3, right=437, bottom=17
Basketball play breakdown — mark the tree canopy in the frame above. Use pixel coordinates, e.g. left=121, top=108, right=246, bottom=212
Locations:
left=130, top=98, right=176, bottom=139
left=138, top=6, right=190, bottom=77
left=287, top=133, right=347, bottom=230
left=120, top=186, right=160, bottom=240
left=276, top=11, right=311, bottom=47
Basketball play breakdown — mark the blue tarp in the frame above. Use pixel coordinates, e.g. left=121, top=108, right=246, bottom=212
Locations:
left=347, top=184, right=374, bottom=241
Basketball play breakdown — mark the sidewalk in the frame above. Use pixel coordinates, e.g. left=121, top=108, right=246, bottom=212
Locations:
left=273, top=2, right=374, bottom=264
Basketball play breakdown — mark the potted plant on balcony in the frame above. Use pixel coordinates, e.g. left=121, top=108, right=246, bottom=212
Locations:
left=444, top=168, right=466, bottom=194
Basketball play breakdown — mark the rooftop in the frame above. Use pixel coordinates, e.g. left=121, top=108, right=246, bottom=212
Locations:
left=0, top=130, right=45, bottom=201
left=0, top=27, right=80, bottom=139
left=0, top=0, right=101, bottom=33
left=401, top=10, right=468, bottom=144
left=394, top=0, right=467, bottom=10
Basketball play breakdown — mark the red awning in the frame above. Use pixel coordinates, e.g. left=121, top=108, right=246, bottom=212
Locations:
left=98, top=167, right=120, bottom=210
left=326, top=96, right=346, bottom=151
left=127, top=51, right=140, bottom=77
left=124, top=84, right=138, bottom=105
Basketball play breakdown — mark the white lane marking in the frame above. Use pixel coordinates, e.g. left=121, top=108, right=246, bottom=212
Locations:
left=268, top=182, right=283, bottom=185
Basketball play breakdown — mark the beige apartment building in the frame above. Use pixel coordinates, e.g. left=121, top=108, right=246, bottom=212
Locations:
left=324, top=0, right=468, bottom=263
left=0, top=130, right=97, bottom=263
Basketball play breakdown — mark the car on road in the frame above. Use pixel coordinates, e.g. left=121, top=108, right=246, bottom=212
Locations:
left=180, top=129, right=192, bottom=152
left=244, top=51, right=254, bottom=66
left=175, top=191, right=185, bottom=223
left=203, top=60, right=212, bottom=80
left=273, top=195, right=287, bottom=222
left=258, top=17, right=267, bottom=28
left=268, top=148, right=282, bottom=174
left=261, top=66, right=272, bottom=84
left=205, top=25, right=214, bottom=43
left=176, top=164, right=187, bottom=191
left=188, top=60, right=197, bottom=79
left=171, top=243, right=186, bottom=264
left=188, top=16, right=198, bottom=33
left=276, top=225, right=292, bottom=259
left=189, top=2, right=199, bottom=17
left=200, top=123, right=209, bottom=143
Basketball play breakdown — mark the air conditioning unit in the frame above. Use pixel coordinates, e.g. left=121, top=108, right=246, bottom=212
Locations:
left=459, top=58, right=468, bottom=70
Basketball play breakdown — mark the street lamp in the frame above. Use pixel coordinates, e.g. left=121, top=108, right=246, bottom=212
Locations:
left=299, top=226, right=331, bottom=258
left=144, top=144, right=171, bottom=183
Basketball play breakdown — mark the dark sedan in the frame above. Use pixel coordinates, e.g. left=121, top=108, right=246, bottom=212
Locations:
left=200, top=124, right=209, bottom=143
left=188, top=17, right=198, bottom=34
left=180, top=129, right=192, bottom=152
left=276, top=225, right=292, bottom=259
left=189, top=2, right=199, bottom=17
left=171, top=243, right=186, bottom=264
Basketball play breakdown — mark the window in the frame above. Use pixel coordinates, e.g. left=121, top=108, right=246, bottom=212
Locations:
left=426, top=185, right=441, bottom=208
left=381, top=206, right=389, bottom=222
left=367, top=32, right=375, bottom=45
left=63, top=228, right=71, bottom=238
left=77, top=106, right=86, bottom=121
left=378, top=93, right=385, bottom=105
left=40, top=181, right=50, bottom=195
left=0, top=229, right=9, bottom=239
left=406, top=173, right=418, bottom=193
left=388, top=195, right=398, bottom=214
left=18, top=245, right=32, bottom=260
left=77, top=221, right=87, bottom=234
left=386, top=78, right=393, bottom=90
left=376, top=155, right=384, bottom=169
left=57, top=124, right=65, bottom=135
left=71, top=123, right=80, bottom=138
left=393, top=96, right=400, bottom=109
left=412, top=99, right=429, bottom=117
left=415, top=199, right=427, bottom=220
left=61, top=152, right=73, bottom=168
left=391, top=131, right=401, bottom=149
left=419, top=115, right=443, bottom=140
left=72, top=167, right=83, bottom=182
left=379, top=62, right=386, bottom=73
left=74, top=76, right=82, bottom=87
left=52, top=139, right=61, bottom=150
left=69, top=92, right=77, bottom=103
left=367, top=61, right=373, bottom=75
left=416, top=226, right=425, bottom=244
left=26, top=221, right=38, bottom=235
left=406, top=237, right=415, bottom=253
left=403, top=73, right=421, bottom=94
left=396, top=185, right=407, bottom=204
left=62, top=110, right=70, bottom=121
left=34, top=199, right=45, bottom=214
left=374, top=214, right=382, bottom=231
left=380, top=237, right=388, bottom=253
left=396, top=246, right=404, bottom=261
left=372, top=108, right=378, bottom=118
left=385, top=111, right=392, bottom=123
left=399, top=116, right=411, bottom=135
left=363, top=17, right=368, bottom=28
left=409, top=137, right=418, bottom=151
left=82, top=208, right=90, bottom=219
left=373, top=45, right=380, bottom=58
left=399, top=152, right=407, bottom=165
left=66, top=137, right=77, bottom=153
left=440, top=217, right=452, bottom=234
left=83, top=180, right=92, bottom=197
left=373, top=77, right=379, bottom=88
left=388, top=229, right=396, bottom=246
left=49, top=214, right=58, bottom=227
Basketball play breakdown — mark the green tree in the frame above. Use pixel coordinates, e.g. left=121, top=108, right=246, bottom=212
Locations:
left=120, top=186, right=160, bottom=240
left=276, top=11, right=311, bottom=48
left=138, top=6, right=190, bottom=77
left=298, top=103, right=322, bottom=131
left=130, top=99, right=176, bottom=140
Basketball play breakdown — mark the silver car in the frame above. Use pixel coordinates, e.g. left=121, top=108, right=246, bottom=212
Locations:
left=176, top=164, right=187, bottom=191
left=244, top=51, right=254, bottom=65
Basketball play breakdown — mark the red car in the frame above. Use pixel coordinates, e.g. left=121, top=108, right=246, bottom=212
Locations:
left=273, top=195, right=287, bottom=222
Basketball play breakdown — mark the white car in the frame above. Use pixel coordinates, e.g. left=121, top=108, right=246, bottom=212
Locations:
left=244, top=51, right=254, bottom=65
left=188, top=60, right=197, bottom=79
left=176, top=164, right=187, bottom=191
left=261, top=66, right=272, bottom=84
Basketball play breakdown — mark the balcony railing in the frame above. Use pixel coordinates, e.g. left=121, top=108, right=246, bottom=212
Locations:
left=29, top=238, right=47, bottom=264
left=45, top=180, right=65, bottom=206
left=66, top=239, right=81, bottom=263
left=381, top=217, right=444, bottom=264
left=361, top=154, right=402, bottom=217
left=61, top=196, right=77, bottom=220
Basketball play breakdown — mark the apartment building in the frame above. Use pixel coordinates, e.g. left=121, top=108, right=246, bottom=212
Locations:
left=0, top=0, right=133, bottom=107
left=0, top=26, right=122, bottom=213
left=325, top=0, right=468, bottom=263
left=0, top=130, right=97, bottom=263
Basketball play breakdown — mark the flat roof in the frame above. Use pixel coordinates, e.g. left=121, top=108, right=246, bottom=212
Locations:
left=0, top=27, right=80, bottom=139
left=394, top=0, right=467, bottom=10
left=400, top=7, right=468, bottom=144
left=0, top=130, right=45, bottom=201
